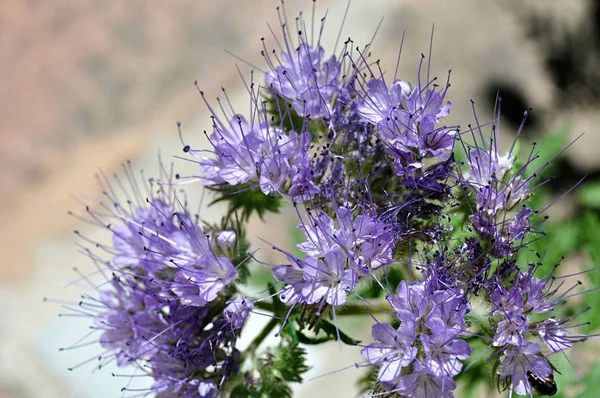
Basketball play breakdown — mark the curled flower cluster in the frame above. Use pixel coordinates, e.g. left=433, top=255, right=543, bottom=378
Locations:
left=56, top=3, right=596, bottom=398
left=490, top=270, right=588, bottom=396
left=362, top=279, right=471, bottom=396
left=65, top=168, right=253, bottom=397
left=357, top=73, right=456, bottom=175
left=459, top=120, right=536, bottom=257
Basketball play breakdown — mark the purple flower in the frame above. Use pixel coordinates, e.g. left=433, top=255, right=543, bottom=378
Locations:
left=490, top=283, right=525, bottom=315
left=356, top=78, right=411, bottom=124
left=535, top=318, right=574, bottom=352
left=300, top=248, right=357, bottom=306
left=111, top=199, right=192, bottom=273
left=497, top=342, right=552, bottom=396
left=265, top=43, right=341, bottom=118
left=200, top=115, right=268, bottom=186
left=296, top=212, right=339, bottom=256
left=335, top=207, right=379, bottom=247
left=224, top=297, right=254, bottom=330
left=462, top=146, right=530, bottom=213
left=421, top=317, right=471, bottom=377
left=95, top=280, right=166, bottom=366
left=172, top=253, right=237, bottom=307
left=359, top=231, right=394, bottom=271
left=396, top=361, right=457, bottom=398
left=272, top=255, right=307, bottom=304
left=361, top=322, right=417, bottom=389
left=216, top=230, right=236, bottom=252
left=151, top=351, right=216, bottom=397
left=355, top=72, right=456, bottom=175
left=367, top=278, right=471, bottom=393
left=184, top=84, right=322, bottom=199
left=492, top=312, right=529, bottom=347
left=295, top=206, right=394, bottom=274
left=259, top=130, right=319, bottom=199
left=463, top=148, right=499, bottom=187
left=457, top=115, right=546, bottom=258
left=388, top=280, right=429, bottom=324
left=508, top=206, right=533, bottom=242
left=273, top=248, right=357, bottom=308
left=259, top=155, right=289, bottom=194
left=518, top=273, right=558, bottom=314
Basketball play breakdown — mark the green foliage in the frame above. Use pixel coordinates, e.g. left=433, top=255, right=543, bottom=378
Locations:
left=577, top=181, right=600, bottom=208
left=580, top=211, right=600, bottom=333
left=271, top=341, right=311, bottom=383
left=312, top=318, right=361, bottom=346
left=357, top=366, right=378, bottom=395
left=210, top=184, right=283, bottom=222
left=579, top=361, right=600, bottom=397
left=230, top=341, right=310, bottom=398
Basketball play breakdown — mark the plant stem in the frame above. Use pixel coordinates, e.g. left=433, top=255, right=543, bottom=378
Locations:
left=253, top=298, right=393, bottom=317
left=336, top=299, right=393, bottom=316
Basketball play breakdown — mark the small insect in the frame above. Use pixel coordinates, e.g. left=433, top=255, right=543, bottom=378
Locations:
left=527, top=370, right=557, bottom=396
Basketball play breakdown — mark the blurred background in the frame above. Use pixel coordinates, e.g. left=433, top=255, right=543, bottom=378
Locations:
left=2, top=0, right=600, bottom=396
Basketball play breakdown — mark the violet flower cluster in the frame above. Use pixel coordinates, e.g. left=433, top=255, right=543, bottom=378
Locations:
left=66, top=168, right=254, bottom=397
left=57, top=3, right=595, bottom=398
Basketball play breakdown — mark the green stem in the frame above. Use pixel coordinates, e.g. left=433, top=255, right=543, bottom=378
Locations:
left=336, top=299, right=393, bottom=316
left=246, top=317, right=279, bottom=357
left=253, top=298, right=393, bottom=317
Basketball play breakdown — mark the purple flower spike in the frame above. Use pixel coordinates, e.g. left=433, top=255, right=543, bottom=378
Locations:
left=96, top=282, right=166, bottom=367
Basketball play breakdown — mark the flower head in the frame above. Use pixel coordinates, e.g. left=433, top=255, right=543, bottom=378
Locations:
left=265, top=43, right=341, bottom=118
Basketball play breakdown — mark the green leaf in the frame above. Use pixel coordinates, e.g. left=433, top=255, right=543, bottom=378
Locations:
left=296, top=331, right=333, bottom=345
left=315, top=318, right=361, bottom=345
